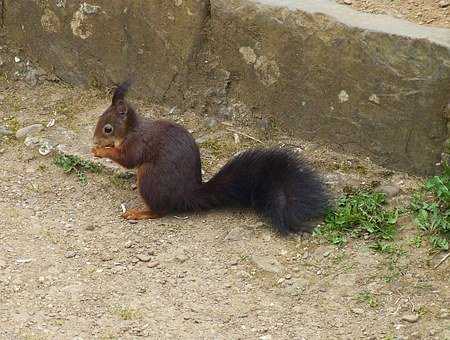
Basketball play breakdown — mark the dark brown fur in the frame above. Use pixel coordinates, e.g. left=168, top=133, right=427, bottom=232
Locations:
left=93, top=82, right=329, bottom=233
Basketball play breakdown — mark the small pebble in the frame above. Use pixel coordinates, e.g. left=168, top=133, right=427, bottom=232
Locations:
left=206, top=116, right=218, bottom=128
left=439, top=312, right=449, bottom=319
left=15, top=124, right=44, bottom=139
left=0, top=126, right=13, bottom=136
left=136, top=254, right=151, bottom=262
left=260, top=335, right=272, bottom=340
left=343, top=0, right=352, bottom=4
left=438, top=0, right=449, bottom=8
left=351, top=308, right=364, bottom=315
left=369, top=94, right=380, bottom=104
left=401, top=314, right=419, bottom=323
left=101, top=254, right=113, bottom=262
left=64, top=251, right=76, bottom=259
left=147, top=261, right=160, bottom=268
left=254, top=221, right=265, bottom=228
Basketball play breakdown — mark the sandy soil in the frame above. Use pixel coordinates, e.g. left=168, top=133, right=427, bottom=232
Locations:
left=335, top=0, right=450, bottom=28
left=0, top=48, right=449, bottom=339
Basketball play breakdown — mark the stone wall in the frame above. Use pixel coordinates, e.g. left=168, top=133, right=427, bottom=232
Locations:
left=3, top=0, right=450, bottom=175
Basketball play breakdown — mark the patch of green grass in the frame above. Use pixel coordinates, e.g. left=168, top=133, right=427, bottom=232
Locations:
left=356, top=291, right=378, bottom=308
left=101, top=336, right=119, bottom=340
left=240, top=254, right=250, bottom=262
left=113, top=306, right=140, bottom=321
left=369, top=241, right=402, bottom=254
left=314, top=190, right=398, bottom=249
left=54, top=154, right=102, bottom=184
left=409, top=235, right=423, bottom=248
left=3, top=115, right=20, bottom=132
left=410, top=164, right=449, bottom=251
left=416, top=305, right=429, bottom=316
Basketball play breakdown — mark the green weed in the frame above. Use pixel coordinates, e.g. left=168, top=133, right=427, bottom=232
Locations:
left=369, top=241, right=399, bottom=254
left=54, top=154, right=102, bottom=184
left=356, top=291, right=378, bottom=308
left=314, top=190, right=398, bottom=248
left=410, top=164, right=449, bottom=251
left=113, top=306, right=140, bottom=320
left=409, top=235, right=423, bottom=248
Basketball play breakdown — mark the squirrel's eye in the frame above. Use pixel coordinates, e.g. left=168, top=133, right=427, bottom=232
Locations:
left=103, top=124, right=113, bottom=135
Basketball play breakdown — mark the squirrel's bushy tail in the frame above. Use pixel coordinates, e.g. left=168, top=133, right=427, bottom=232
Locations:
left=188, top=148, right=329, bottom=234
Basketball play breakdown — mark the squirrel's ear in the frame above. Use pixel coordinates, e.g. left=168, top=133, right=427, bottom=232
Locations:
left=112, top=80, right=132, bottom=105
left=116, top=99, right=128, bottom=115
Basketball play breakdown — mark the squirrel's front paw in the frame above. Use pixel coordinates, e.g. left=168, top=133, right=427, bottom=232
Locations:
left=91, top=146, right=105, bottom=158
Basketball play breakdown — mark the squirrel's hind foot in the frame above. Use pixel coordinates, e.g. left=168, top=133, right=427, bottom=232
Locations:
left=122, top=208, right=161, bottom=220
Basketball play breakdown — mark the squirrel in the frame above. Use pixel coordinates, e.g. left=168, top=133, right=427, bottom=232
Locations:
left=92, top=81, right=329, bottom=234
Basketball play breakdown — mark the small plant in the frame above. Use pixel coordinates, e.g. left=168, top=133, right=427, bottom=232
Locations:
left=54, top=154, right=102, bottom=184
left=410, top=235, right=423, bottom=248
left=314, top=190, right=398, bottom=247
left=356, top=291, right=378, bottom=308
left=370, top=241, right=396, bottom=254
left=113, top=306, right=140, bottom=320
left=3, top=115, right=21, bottom=132
left=410, top=164, right=449, bottom=251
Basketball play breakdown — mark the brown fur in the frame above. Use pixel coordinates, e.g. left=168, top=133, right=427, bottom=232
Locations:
left=92, top=82, right=329, bottom=233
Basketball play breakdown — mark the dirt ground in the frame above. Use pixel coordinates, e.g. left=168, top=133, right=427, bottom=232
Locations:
left=1, top=55, right=450, bottom=339
left=335, top=0, right=450, bottom=28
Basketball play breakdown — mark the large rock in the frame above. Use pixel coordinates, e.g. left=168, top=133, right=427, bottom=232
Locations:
left=202, top=0, right=450, bottom=175
left=4, top=0, right=450, bottom=175
left=5, top=0, right=209, bottom=100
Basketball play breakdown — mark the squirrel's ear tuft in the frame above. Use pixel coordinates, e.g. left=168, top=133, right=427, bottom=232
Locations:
left=112, top=80, right=132, bottom=105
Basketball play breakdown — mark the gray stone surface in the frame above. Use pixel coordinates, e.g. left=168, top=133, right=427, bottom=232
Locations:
left=15, top=124, right=44, bottom=139
left=256, top=0, right=450, bottom=47
left=205, top=0, right=450, bottom=175
left=4, top=0, right=450, bottom=175
left=5, top=0, right=209, bottom=99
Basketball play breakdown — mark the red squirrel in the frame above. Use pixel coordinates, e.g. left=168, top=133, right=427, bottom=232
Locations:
left=92, top=81, right=329, bottom=234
